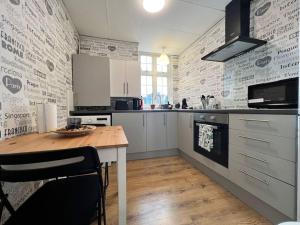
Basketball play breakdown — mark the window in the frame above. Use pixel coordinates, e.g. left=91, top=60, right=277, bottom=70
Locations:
left=140, top=54, right=169, bottom=106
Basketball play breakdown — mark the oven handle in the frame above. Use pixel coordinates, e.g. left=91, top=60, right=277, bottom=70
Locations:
left=195, top=123, right=218, bottom=130
left=239, top=153, right=268, bottom=164
left=239, top=170, right=270, bottom=185
left=238, top=135, right=270, bottom=144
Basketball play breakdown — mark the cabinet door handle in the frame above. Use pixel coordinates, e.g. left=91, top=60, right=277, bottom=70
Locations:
left=127, top=82, right=129, bottom=95
left=239, top=118, right=270, bottom=123
left=238, top=135, right=270, bottom=144
left=123, top=82, right=125, bottom=95
left=142, top=114, right=145, bottom=127
left=163, top=113, right=166, bottom=126
left=239, top=153, right=268, bottom=164
left=189, top=114, right=193, bottom=128
left=239, top=170, right=270, bottom=185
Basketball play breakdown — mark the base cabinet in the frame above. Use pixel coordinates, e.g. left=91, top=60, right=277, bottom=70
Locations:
left=146, top=112, right=167, bottom=151
left=113, top=112, right=178, bottom=153
left=166, top=112, right=178, bottom=149
left=229, top=114, right=297, bottom=219
left=112, top=113, right=146, bottom=153
left=178, top=112, right=193, bottom=156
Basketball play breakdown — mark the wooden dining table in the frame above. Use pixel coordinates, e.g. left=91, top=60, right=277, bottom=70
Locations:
left=0, top=126, right=129, bottom=225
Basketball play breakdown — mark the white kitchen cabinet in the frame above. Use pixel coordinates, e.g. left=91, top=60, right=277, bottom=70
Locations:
left=126, top=60, right=141, bottom=97
left=166, top=112, right=178, bottom=149
left=178, top=112, right=194, bottom=156
left=112, top=113, right=146, bottom=153
left=110, top=59, right=126, bottom=97
left=146, top=112, right=167, bottom=151
left=110, top=59, right=141, bottom=97
left=73, top=54, right=110, bottom=106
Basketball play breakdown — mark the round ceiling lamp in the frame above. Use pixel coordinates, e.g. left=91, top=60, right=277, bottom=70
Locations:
left=143, top=0, right=165, bottom=13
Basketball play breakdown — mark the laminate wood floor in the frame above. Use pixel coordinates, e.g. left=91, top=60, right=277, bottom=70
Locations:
left=93, top=156, right=271, bottom=225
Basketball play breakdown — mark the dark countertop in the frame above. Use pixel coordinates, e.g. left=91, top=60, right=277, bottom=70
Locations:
left=70, top=108, right=298, bottom=116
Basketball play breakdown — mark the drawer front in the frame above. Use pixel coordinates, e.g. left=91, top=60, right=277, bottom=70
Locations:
left=230, top=161, right=296, bottom=218
left=229, top=114, right=297, bottom=138
left=230, top=145, right=295, bottom=185
left=230, top=129, right=296, bottom=162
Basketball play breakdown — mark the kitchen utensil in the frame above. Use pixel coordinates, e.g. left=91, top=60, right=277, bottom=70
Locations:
left=201, top=95, right=206, bottom=109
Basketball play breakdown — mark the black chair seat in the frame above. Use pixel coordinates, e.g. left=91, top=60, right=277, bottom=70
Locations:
left=5, top=175, right=100, bottom=225
left=0, top=147, right=106, bottom=225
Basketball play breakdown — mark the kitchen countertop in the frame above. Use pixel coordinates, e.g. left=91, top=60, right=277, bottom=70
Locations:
left=70, top=108, right=298, bottom=115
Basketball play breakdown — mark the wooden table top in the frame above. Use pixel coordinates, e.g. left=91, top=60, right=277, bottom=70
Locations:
left=0, top=126, right=128, bottom=155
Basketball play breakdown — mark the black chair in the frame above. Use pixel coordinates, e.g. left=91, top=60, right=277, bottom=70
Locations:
left=0, top=146, right=107, bottom=225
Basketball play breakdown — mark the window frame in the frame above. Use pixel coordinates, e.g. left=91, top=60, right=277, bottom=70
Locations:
left=140, top=53, right=170, bottom=106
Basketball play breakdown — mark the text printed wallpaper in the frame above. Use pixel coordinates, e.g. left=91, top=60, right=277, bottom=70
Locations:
left=174, top=0, right=299, bottom=109
left=80, top=35, right=139, bottom=61
left=0, top=0, right=78, bottom=222
left=0, top=0, right=79, bottom=140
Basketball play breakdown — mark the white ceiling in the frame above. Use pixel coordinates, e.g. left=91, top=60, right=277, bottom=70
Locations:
left=63, top=0, right=231, bottom=55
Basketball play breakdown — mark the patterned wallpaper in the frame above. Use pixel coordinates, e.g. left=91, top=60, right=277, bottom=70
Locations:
left=0, top=0, right=79, bottom=141
left=174, top=0, right=299, bottom=109
left=0, top=0, right=78, bottom=222
left=80, top=35, right=139, bottom=61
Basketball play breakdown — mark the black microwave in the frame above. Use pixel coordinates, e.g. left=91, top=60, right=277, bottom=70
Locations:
left=248, top=78, right=298, bottom=109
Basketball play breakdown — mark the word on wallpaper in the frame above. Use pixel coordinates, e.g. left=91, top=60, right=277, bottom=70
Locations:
left=174, top=0, right=299, bottom=109
left=80, top=35, right=139, bottom=61
left=0, top=0, right=79, bottom=140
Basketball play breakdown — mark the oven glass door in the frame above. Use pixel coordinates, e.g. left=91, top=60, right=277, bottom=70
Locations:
left=194, top=121, right=228, bottom=168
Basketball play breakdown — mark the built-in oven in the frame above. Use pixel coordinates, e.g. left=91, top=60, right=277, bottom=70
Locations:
left=194, top=113, right=229, bottom=168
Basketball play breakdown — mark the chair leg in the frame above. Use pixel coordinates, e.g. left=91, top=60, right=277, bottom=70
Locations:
left=0, top=184, right=15, bottom=216
left=105, top=162, right=109, bottom=192
left=98, top=196, right=102, bottom=225
left=98, top=168, right=106, bottom=225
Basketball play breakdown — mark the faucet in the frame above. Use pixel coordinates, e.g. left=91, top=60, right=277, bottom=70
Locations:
left=155, top=95, right=161, bottom=108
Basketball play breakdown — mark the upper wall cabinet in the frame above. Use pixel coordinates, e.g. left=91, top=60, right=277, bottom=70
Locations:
left=73, top=54, right=110, bottom=106
left=110, top=59, right=141, bottom=98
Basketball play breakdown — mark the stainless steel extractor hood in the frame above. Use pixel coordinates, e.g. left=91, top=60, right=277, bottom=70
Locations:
left=201, top=0, right=267, bottom=62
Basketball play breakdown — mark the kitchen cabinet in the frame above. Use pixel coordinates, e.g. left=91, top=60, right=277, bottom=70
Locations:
left=166, top=112, right=178, bottom=149
left=178, top=112, right=193, bottom=156
left=110, top=59, right=141, bottom=97
left=229, top=114, right=297, bottom=219
left=112, top=113, right=146, bottom=153
left=146, top=112, right=167, bottom=151
left=73, top=54, right=110, bottom=106
left=146, top=112, right=178, bottom=151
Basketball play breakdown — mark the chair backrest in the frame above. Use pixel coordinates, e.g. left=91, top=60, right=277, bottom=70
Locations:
left=0, top=146, right=101, bottom=182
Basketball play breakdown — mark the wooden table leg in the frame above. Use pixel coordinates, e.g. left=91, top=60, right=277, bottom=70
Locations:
left=117, top=147, right=126, bottom=225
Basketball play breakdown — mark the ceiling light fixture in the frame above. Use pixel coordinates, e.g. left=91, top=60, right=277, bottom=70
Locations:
left=158, top=47, right=170, bottom=65
left=143, top=0, right=165, bottom=13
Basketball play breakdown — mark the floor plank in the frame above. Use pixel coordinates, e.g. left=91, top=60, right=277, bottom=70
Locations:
left=93, top=156, right=271, bottom=225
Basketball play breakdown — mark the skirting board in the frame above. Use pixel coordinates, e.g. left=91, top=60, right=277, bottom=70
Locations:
left=180, top=151, right=292, bottom=225
left=127, top=149, right=179, bottom=161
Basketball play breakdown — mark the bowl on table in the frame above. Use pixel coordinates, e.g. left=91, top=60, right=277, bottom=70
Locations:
left=53, top=125, right=96, bottom=137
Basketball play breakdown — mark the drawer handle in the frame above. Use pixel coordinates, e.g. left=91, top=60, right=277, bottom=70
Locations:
left=239, top=153, right=268, bottom=164
left=239, top=170, right=270, bottom=185
left=239, top=118, right=270, bottom=123
left=238, top=135, right=270, bottom=144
